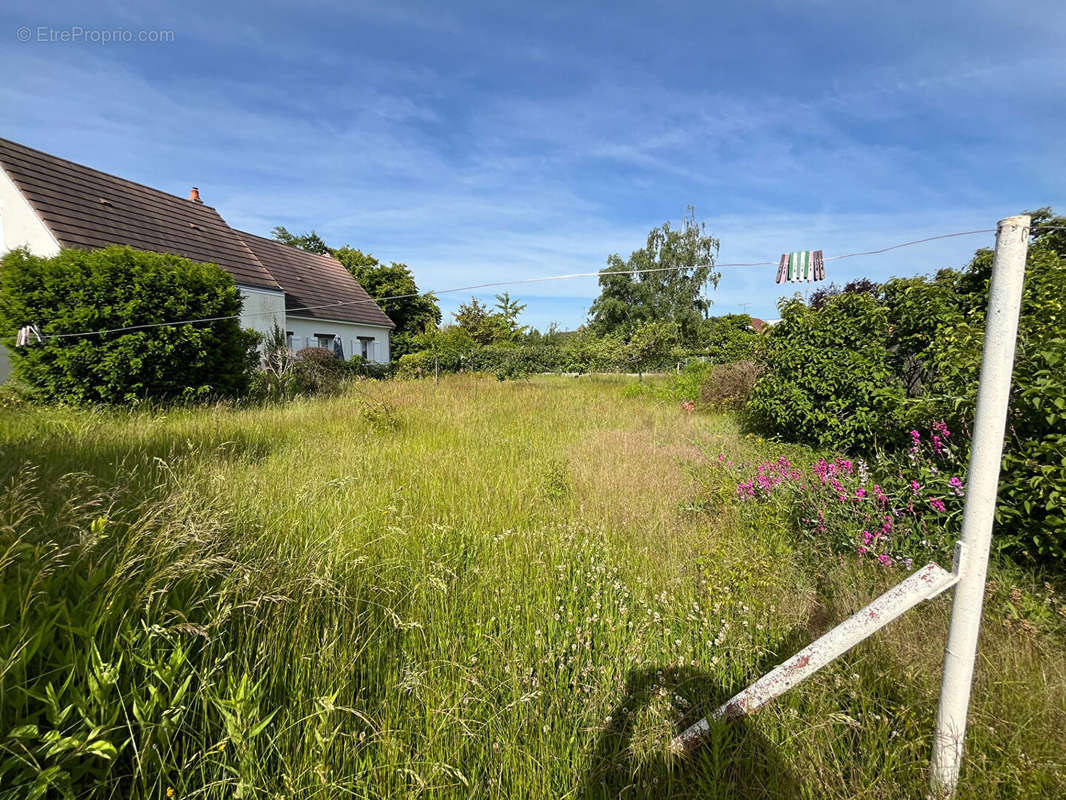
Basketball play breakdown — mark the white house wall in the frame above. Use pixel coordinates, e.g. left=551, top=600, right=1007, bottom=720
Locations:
left=0, top=166, right=61, bottom=381
left=286, top=316, right=391, bottom=363
left=238, top=286, right=286, bottom=340
left=0, top=166, right=61, bottom=258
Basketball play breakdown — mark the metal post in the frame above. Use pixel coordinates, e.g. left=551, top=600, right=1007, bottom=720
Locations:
left=929, top=215, right=1030, bottom=797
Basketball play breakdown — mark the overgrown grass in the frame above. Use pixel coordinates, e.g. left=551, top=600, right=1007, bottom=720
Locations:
left=1, top=375, right=1063, bottom=798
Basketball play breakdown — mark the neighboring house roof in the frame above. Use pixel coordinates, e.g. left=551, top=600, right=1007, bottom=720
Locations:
left=750, top=317, right=767, bottom=332
left=0, top=137, right=281, bottom=291
left=235, top=231, right=395, bottom=328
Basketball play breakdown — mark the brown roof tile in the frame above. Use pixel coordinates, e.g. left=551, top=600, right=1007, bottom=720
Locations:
left=0, top=137, right=281, bottom=291
left=235, top=231, right=394, bottom=328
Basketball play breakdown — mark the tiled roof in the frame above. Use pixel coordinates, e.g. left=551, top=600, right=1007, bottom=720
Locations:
left=0, top=137, right=281, bottom=291
left=235, top=231, right=395, bottom=328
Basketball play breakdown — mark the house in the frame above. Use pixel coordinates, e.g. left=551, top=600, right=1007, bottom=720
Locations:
left=0, top=137, right=394, bottom=380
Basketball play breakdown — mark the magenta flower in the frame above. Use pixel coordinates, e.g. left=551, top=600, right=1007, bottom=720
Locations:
left=877, top=554, right=893, bottom=567
left=929, top=497, right=947, bottom=513
left=948, top=476, right=965, bottom=497
left=910, top=480, right=921, bottom=495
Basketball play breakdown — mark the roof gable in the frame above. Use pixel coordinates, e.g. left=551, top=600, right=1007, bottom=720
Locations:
left=0, top=137, right=281, bottom=291
left=235, top=231, right=395, bottom=328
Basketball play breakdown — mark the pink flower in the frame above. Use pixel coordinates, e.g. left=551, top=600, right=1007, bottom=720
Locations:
left=910, top=480, right=921, bottom=495
left=929, top=497, right=946, bottom=513
left=877, top=554, right=893, bottom=566
left=948, top=476, right=965, bottom=497
left=855, top=487, right=867, bottom=500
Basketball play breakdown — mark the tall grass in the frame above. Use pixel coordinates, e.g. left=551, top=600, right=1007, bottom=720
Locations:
left=0, top=375, right=1063, bottom=798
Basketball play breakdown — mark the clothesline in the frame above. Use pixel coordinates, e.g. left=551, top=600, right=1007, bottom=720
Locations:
left=8, top=224, right=1064, bottom=343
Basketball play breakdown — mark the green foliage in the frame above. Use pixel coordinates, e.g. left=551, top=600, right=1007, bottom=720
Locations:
left=695, top=314, right=758, bottom=363
left=270, top=225, right=331, bottom=255
left=916, top=239, right=1066, bottom=561
left=450, top=293, right=528, bottom=346
left=589, top=207, right=720, bottom=341
left=0, top=246, right=259, bottom=405
left=746, top=208, right=1066, bottom=567
left=748, top=293, right=906, bottom=451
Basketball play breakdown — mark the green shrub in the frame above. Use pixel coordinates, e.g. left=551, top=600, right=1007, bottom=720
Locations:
left=699, top=360, right=761, bottom=410
left=695, top=314, right=758, bottom=363
left=747, top=293, right=906, bottom=451
left=916, top=242, right=1066, bottom=561
left=0, top=246, right=259, bottom=404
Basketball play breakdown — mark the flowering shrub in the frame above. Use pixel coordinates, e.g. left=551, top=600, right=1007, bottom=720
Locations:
left=728, top=422, right=967, bottom=567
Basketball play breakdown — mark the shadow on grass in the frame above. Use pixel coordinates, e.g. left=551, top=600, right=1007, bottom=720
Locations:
left=582, top=663, right=804, bottom=800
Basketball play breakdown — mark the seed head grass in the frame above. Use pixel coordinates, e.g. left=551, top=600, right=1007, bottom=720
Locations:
left=0, top=375, right=1062, bottom=797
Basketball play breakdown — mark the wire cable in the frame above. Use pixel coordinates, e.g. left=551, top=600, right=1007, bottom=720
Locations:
left=12, top=224, right=1064, bottom=342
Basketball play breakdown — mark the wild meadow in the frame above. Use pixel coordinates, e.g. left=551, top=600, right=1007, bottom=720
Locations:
left=1, top=375, right=1064, bottom=798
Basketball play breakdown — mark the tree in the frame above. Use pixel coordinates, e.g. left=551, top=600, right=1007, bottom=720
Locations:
left=452, top=298, right=499, bottom=345
left=332, top=247, right=441, bottom=357
left=271, top=226, right=331, bottom=255
left=493, top=292, right=528, bottom=341
left=696, top=314, right=758, bottom=363
left=589, top=207, right=720, bottom=341
left=626, top=321, right=678, bottom=379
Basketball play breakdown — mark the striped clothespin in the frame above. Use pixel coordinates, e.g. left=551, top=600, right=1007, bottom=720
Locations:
left=776, top=251, right=825, bottom=284
left=16, top=325, right=43, bottom=346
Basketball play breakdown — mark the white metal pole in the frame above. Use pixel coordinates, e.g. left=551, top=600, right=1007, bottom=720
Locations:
left=929, top=215, right=1030, bottom=797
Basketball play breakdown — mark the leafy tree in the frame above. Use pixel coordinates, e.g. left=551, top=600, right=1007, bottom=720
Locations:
left=625, top=321, right=678, bottom=379
left=271, top=225, right=331, bottom=255
left=0, top=246, right=259, bottom=404
left=589, top=207, right=720, bottom=341
left=493, top=292, right=528, bottom=341
left=332, top=247, right=441, bottom=357
left=696, top=314, right=758, bottom=363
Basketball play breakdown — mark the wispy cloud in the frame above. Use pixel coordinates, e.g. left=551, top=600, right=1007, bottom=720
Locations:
left=1, top=0, right=1062, bottom=330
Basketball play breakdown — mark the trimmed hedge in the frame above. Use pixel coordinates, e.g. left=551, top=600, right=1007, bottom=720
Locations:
left=0, top=246, right=260, bottom=404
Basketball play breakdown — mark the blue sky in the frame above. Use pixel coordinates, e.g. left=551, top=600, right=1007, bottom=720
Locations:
left=3, top=1, right=1063, bottom=330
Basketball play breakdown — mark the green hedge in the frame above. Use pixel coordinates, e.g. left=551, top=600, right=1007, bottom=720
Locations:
left=0, top=246, right=260, bottom=404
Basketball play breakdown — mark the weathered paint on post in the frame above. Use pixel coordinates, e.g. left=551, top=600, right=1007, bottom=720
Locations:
left=672, top=559, right=960, bottom=755
left=929, top=215, right=1030, bottom=798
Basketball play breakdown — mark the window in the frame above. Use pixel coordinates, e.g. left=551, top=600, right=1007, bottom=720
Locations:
left=357, top=336, right=374, bottom=361
left=315, top=333, right=334, bottom=349
left=285, top=331, right=294, bottom=350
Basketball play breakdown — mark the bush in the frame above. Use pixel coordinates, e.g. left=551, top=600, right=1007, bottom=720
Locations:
left=699, top=360, right=761, bottom=410
left=0, top=246, right=259, bottom=404
left=747, top=294, right=906, bottom=451
left=288, top=347, right=347, bottom=396
left=695, top=314, right=758, bottom=363
left=916, top=241, right=1066, bottom=562
left=726, top=420, right=967, bottom=566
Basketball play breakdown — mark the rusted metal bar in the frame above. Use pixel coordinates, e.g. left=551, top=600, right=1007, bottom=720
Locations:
left=672, top=555, right=961, bottom=755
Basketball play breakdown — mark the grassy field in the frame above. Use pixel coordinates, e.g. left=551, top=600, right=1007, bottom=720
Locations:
left=1, top=375, right=1064, bottom=798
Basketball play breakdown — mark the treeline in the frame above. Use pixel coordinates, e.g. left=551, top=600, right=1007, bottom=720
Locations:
left=397, top=305, right=759, bottom=379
